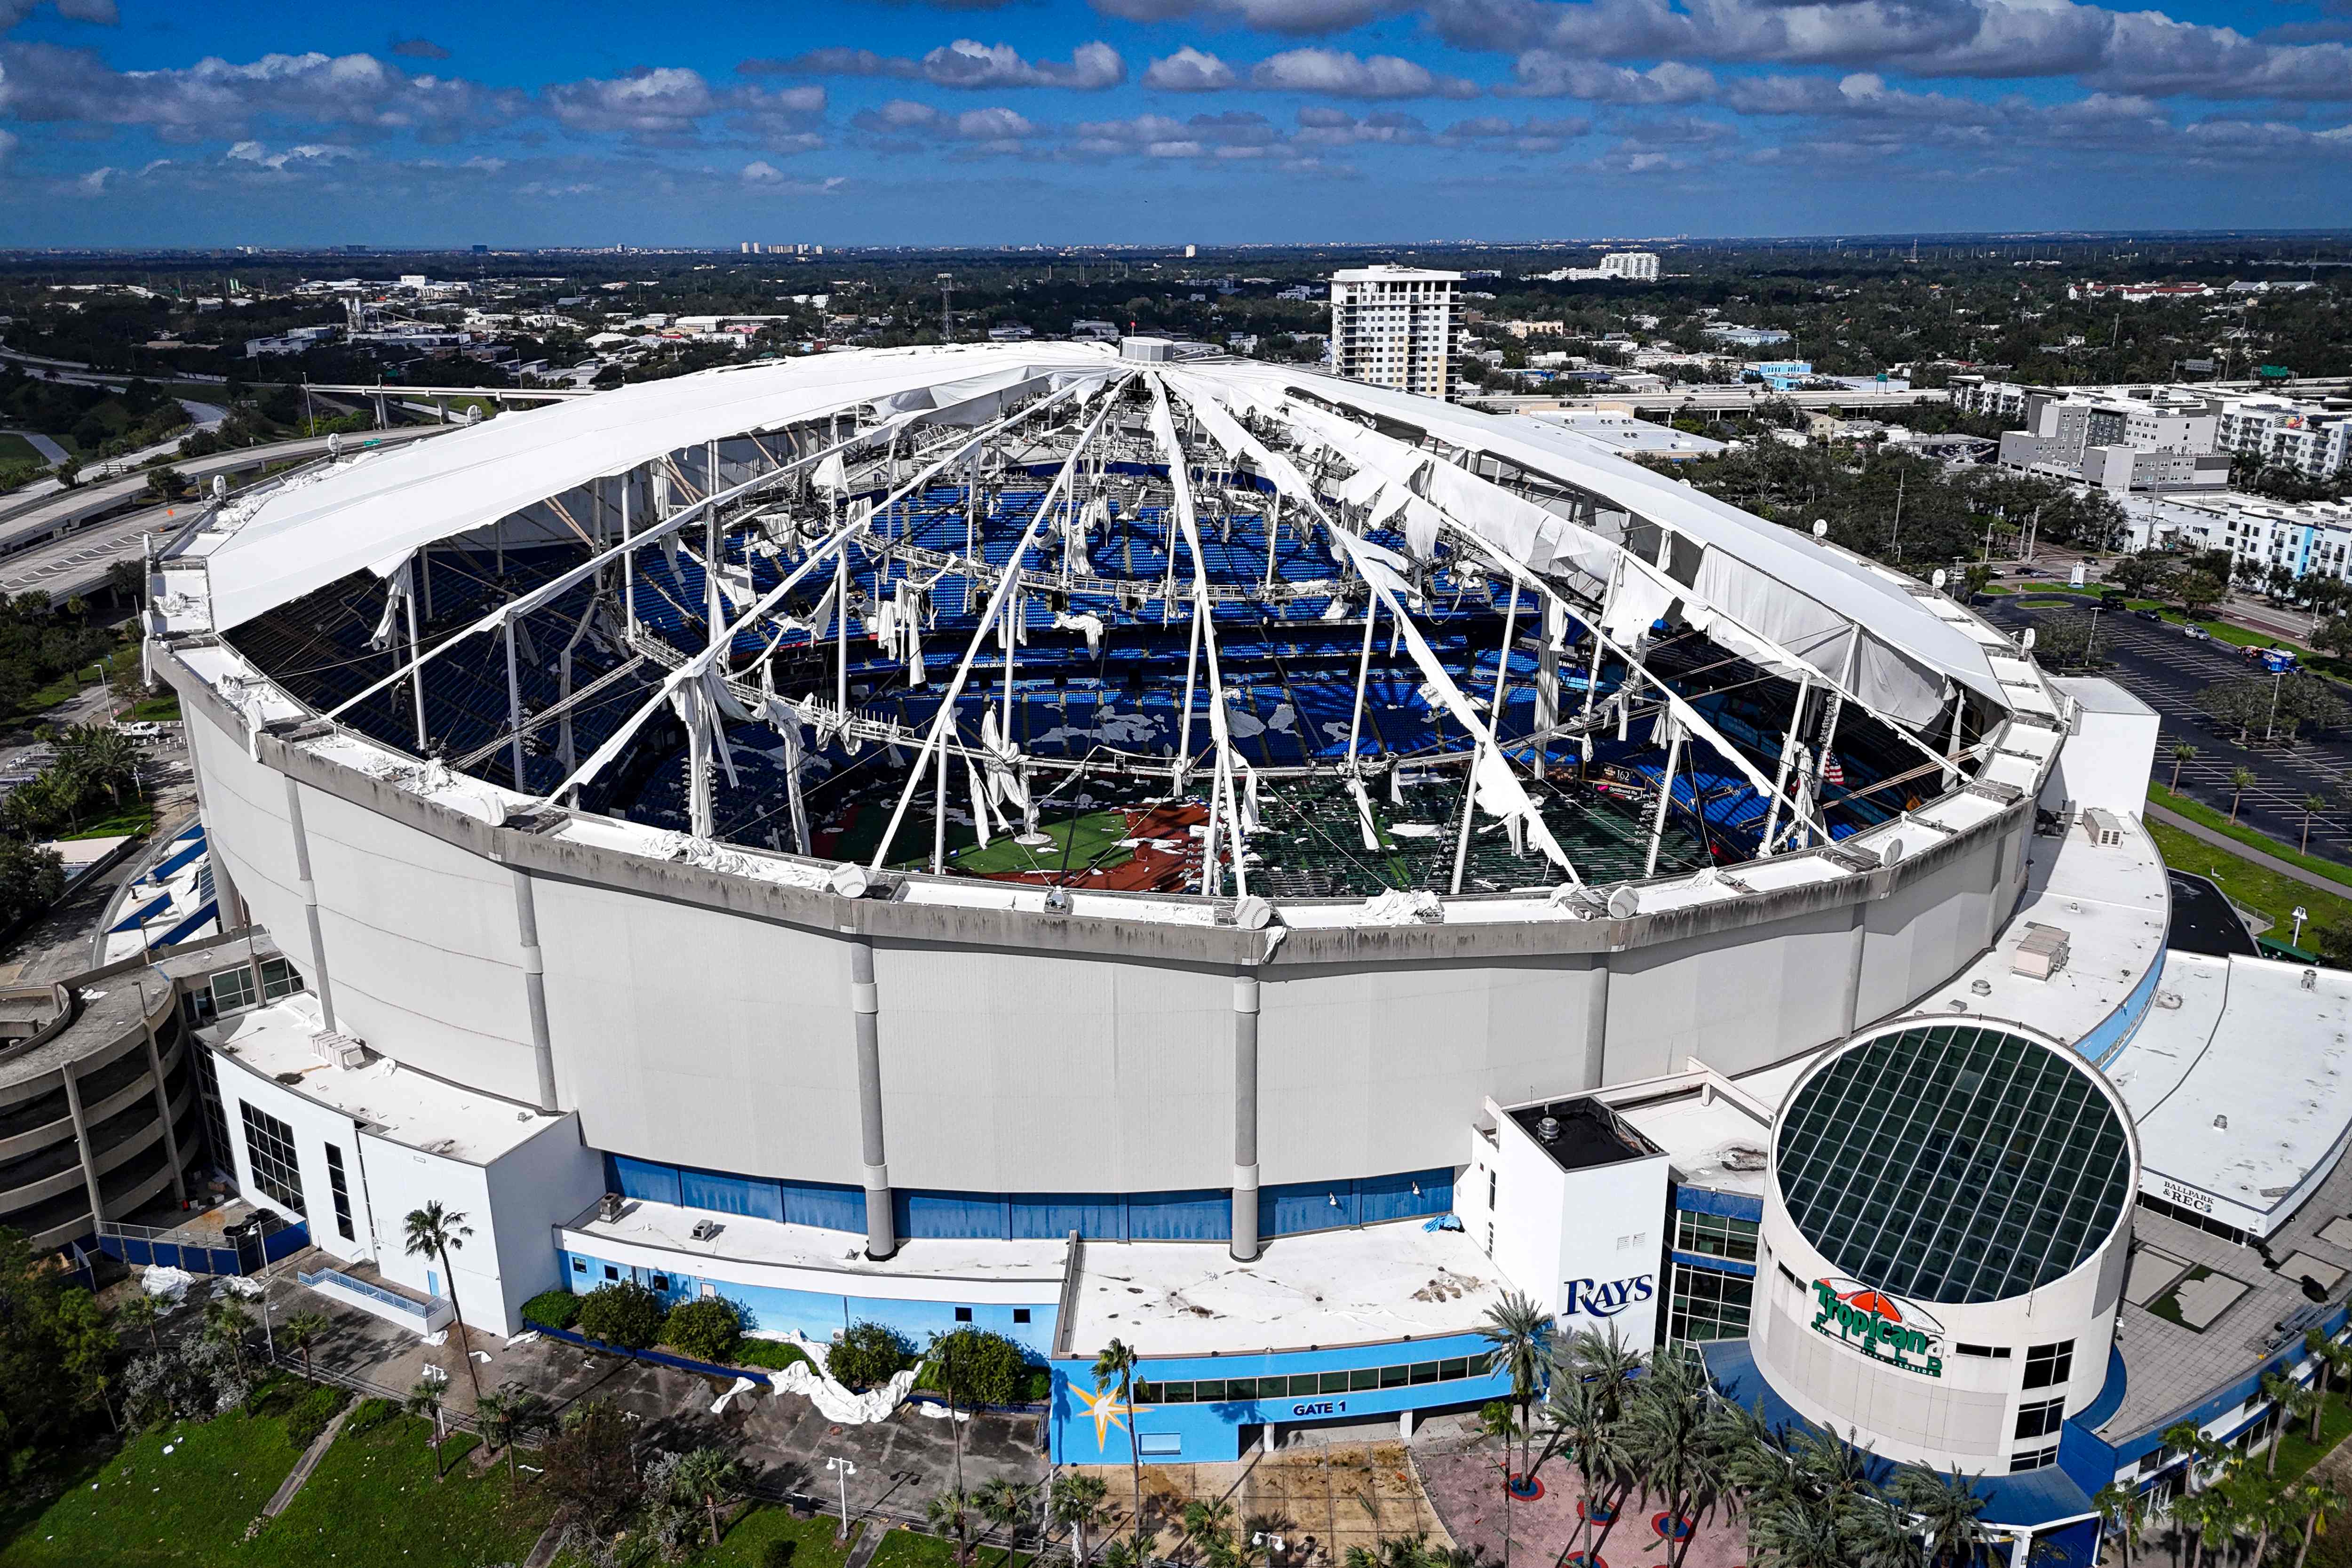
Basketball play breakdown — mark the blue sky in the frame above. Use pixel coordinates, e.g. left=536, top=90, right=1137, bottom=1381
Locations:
left=2, top=0, right=2349, bottom=247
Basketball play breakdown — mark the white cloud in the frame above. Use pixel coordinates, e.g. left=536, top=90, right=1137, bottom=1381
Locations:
left=1508, top=55, right=1714, bottom=104
left=741, top=40, right=1125, bottom=91
left=75, top=164, right=111, bottom=193
left=1143, top=47, right=1240, bottom=91
left=224, top=139, right=360, bottom=171
left=543, top=65, right=719, bottom=141
left=1087, top=0, right=1410, bottom=34
left=1250, top=48, right=1480, bottom=98
left=741, top=159, right=786, bottom=182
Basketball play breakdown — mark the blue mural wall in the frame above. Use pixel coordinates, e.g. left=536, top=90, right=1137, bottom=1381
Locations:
left=558, top=1247, right=1061, bottom=1363
left=1049, top=1330, right=1509, bottom=1465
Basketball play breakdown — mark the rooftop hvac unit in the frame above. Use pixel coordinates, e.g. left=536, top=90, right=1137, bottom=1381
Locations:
left=2082, top=807, right=2125, bottom=847
left=690, top=1218, right=722, bottom=1242
left=598, top=1192, right=626, bottom=1223
left=310, top=1030, right=367, bottom=1070
left=2012, top=923, right=2072, bottom=980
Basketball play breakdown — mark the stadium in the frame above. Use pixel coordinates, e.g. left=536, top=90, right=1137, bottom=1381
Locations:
left=121, top=338, right=2352, bottom=1560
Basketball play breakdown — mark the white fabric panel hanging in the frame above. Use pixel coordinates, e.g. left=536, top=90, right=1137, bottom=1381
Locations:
left=367, top=555, right=416, bottom=651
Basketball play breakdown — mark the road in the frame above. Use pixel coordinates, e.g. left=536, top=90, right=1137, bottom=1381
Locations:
left=0, top=424, right=451, bottom=602
left=1984, top=594, right=2352, bottom=860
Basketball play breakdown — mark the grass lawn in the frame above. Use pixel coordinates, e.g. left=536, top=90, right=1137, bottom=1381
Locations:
left=2148, top=782, right=2352, bottom=890
left=685, top=1508, right=865, bottom=1568
left=2144, top=816, right=2352, bottom=949
left=250, top=1415, right=552, bottom=1568
left=126, top=692, right=181, bottom=722
left=0, top=433, right=48, bottom=466
left=59, top=796, right=157, bottom=839
left=866, top=1527, right=1036, bottom=1568
left=0, top=1409, right=305, bottom=1567
left=2217, top=1387, right=2352, bottom=1506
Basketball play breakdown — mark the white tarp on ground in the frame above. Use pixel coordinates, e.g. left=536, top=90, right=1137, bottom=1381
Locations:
left=197, top=343, right=1120, bottom=633
left=752, top=1330, right=919, bottom=1423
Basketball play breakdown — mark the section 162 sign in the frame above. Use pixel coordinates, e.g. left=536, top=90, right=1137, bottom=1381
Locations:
left=1809, top=1277, right=1945, bottom=1378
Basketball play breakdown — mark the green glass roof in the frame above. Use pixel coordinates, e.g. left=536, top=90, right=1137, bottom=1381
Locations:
left=1774, top=1023, right=2133, bottom=1305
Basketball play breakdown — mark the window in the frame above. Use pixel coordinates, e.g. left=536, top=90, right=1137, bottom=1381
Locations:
left=1956, top=1344, right=2012, bottom=1360
left=2011, top=1444, right=2059, bottom=1473
left=2016, top=1398, right=2066, bottom=1441
left=1141, top=1357, right=1487, bottom=1405
left=1673, top=1210, right=1760, bottom=1264
left=573, top=1258, right=587, bottom=1274
left=210, top=966, right=257, bottom=1014
left=260, top=956, right=302, bottom=1001
left=604, top=1265, right=620, bottom=1281
left=195, top=1048, right=232, bottom=1177
left=1013, top=1309, right=1032, bottom=1325
left=1668, top=1263, right=1754, bottom=1345
left=2024, top=1342, right=2075, bottom=1390
left=651, top=1274, right=670, bottom=1292
left=1138, top=1433, right=1182, bottom=1456
left=238, top=1103, right=304, bottom=1212
left=324, top=1143, right=355, bottom=1243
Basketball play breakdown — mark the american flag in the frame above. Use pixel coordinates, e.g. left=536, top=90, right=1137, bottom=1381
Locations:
left=1823, top=757, right=1846, bottom=788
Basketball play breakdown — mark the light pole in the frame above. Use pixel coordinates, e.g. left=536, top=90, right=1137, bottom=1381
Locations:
left=2295, top=907, right=2310, bottom=947
left=826, top=1456, right=857, bottom=1542
left=2266, top=667, right=2286, bottom=743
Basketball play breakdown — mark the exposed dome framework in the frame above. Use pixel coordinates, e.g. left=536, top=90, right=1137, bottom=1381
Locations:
left=204, top=345, right=2014, bottom=900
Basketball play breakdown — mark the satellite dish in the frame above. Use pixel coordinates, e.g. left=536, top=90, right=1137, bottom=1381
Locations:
left=210, top=475, right=228, bottom=502
left=1606, top=886, right=1640, bottom=920
left=1931, top=569, right=1947, bottom=590
left=1881, top=837, right=1906, bottom=866
left=1233, top=894, right=1274, bottom=931
left=826, top=862, right=871, bottom=899
left=326, top=432, right=342, bottom=460
left=2021, top=627, right=2037, bottom=651
left=1043, top=886, right=1073, bottom=915
left=1812, top=519, right=1829, bottom=538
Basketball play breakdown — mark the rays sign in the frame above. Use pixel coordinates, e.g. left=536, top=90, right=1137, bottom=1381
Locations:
left=1809, top=1277, right=1945, bottom=1379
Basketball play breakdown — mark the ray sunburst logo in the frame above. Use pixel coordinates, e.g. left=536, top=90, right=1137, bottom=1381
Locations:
left=1808, top=1276, right=1946, bottom=1379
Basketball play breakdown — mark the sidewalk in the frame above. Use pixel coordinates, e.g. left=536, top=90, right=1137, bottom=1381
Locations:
left=2145, top=801, right=2352, bottom=900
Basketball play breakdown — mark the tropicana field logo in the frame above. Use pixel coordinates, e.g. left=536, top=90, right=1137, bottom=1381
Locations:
left=1808, top=1277, right=1946, bottom=1378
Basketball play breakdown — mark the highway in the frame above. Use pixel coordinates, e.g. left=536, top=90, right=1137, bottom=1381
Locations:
left=0, top=424, right=452, bottom=603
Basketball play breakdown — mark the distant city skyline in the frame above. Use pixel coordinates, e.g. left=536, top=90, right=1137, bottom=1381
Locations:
left=2, top=0, right=2349, bottom=247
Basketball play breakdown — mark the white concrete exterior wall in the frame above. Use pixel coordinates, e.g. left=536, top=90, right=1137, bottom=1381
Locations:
left=1485, top=1102, right=1671, bottom=1348
left=210, top=1042, right=373, bottom=1264
left=2043, top=678, right=2161, bottom=821
left=170, top=658, right=2037, bottom=1202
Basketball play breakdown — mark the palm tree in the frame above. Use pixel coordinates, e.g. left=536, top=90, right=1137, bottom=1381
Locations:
left=977, top=1477, right=1033, bottom=1551
left=472, top=1385, right=536, bottom=1493
left=1184, top=1497, right=1238, bottom=1561
left=1053, top=1472, right=1111, bottom=1568
left=2317, top=1338, right=2352, bottom=1442
left=407, top=1377, right=448, bottom=1480
left=1541, top=1377, right=1613, bottom=1565
left=1842, top=1490, right=1926, bottom=1568
left=1621, top=1348, right=1724, bottom=1568
left=2264, top=1370, right=2320, bottom=1475
left=930, top=1330, right=974, bottom=1514
left=280, top=1310, right=331, bottom=1378
left=675, top=1446, right=748, bottom=1548
left=2292, top=1480, right=2348, bottom=1568
left=1478, top=1291, right=1557, bottom=1490
left=1093, top=1338, right=1144, bottom=1543
left=2305, top=1331, right=2340, bottom=1443
left=2230, top=766, right=2257, bottom=823
left=2171, top=743, right=2198, bottom=791
left=403, top=1202, right=483, bottom=1403
left=2092, top=1481, right=2142, bottom=1568
left=117, top=1292, right=161, bottom=1355
left=2245, top=1486, right=2300, bottom=1568
left=1889, top=1465, right=1993, bottom=1568
left=2304, top=794, right=2331, bottom=853
left=1480, top=1401, right=1518, bottom=1568
left=203, top=1298, right=253, bottom=1377
left=928, top=1488, right=979, bottom=1566
left=1748, top=1496, right=1851, bottom=1568
left=1099, top=1533, right=1154, bottom=1568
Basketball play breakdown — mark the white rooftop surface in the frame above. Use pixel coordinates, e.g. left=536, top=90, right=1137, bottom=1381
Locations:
left=1607, top=1080, right=1775, bottom=1197
left=1065, top=1221, right=1503, bottom=1357
left=208, top=995, right=559, bottom=1163
left=1909, top=812, right=2169, bottom=1059
left=1518, top=411, right=1729, bottom=460
left=565, top=1198, right=1068, bottom=1289
left=2107, top=951, right=2352, bottom=1224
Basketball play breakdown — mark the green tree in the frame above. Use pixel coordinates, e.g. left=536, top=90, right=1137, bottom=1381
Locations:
left=403, top=1201, right=483, bottom=1403
left=2179, top=570, right=2225, bottom=618
left=203, top=1297, right=253, bottom=1377
left=2291, top=1480, right=2348, bottom=1568
left=279, top=1309, right=331, bottom=1378
left=406, top=1376, right=449, bottom=1480
left=1052, top=1471, right=1111, bottom=1567
left=472, top=1384, right=535, bottom=1494
left=2170, top=743, right=2197, bottom=791
left=576, top=1280, right=664, bottom=1349
left=2265, top=1370, right=2320, bottom=1474
left=544, top=1399, right=641, bottom=1531
left=675, top=1445, right=749, bottom=1548
left=1889, top=1465, right=1994, bottom=1568
left=1184, top=1497, right=1238, bottom=1560
left=1478, top=1290, right=1557, bottom=1489
left=1094, top=1338, right=1144, bottom=1542
left=2303, top=792, right=2328, bottom=852
left=2092, top=1481, right=2143, bottom=1568
left=928, top=1488, right=980, bottom=1567
left=827, top=1320, right=913, bottom=1390
left=2231, top=765, right=2257, bottom=824
left=977, top=1476, right=1035, bottom=1550
left=660, top=1295, right=744, bottom=1361
left=54, top=1287, right=118, bottom=1430
left=115, top=1290, right=161, bottom=1355
left=1621, top=1349, right=1725, bottom=1568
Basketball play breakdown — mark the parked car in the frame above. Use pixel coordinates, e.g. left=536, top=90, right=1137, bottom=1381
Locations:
left=2184, top=624, right=2212, bottom=641
left=2133, top=608, right=2162, bottom=621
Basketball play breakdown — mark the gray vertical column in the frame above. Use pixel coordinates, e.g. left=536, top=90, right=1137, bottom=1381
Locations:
left=139, top=990, right=189, bottom=1206
left=1840, top=900, right=1870, bottom=1037
left=1230, top=971, right=1261, bottom=1263
left=1580, top=955, right=1611, bottom=1090
left=281, top=776, right=338, bottom=1034
left=59, top=1060, right=108, bottom=1234
left=846, top=930, right=896, bottom=1260
left=510, top=869, right=560, bottom=1113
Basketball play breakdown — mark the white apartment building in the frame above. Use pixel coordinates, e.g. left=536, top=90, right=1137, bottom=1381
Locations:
left=2126, top=490, right=2352, bottom=584
left=1330, top=266, right=1463, bottom=400
left=2214, top=396, right=2352, bottom=483
left=1599, top=252, right=1660, bottom=282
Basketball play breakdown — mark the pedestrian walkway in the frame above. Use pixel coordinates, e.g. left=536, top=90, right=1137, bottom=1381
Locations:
left=262, top=1401, right=354, bottom=1518
left=2145, top=802, right=2352, bottom=900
